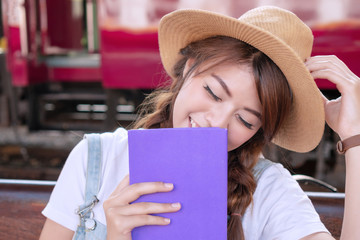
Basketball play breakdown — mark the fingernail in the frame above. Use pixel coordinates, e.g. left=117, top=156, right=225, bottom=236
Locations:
left=164, top=183, right=173, bottom=189
left=164, top=218, right=171, bottom=223
left=171, top=202, right=181, bottom=208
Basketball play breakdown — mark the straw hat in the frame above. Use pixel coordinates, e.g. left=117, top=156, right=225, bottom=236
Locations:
left=158, top=6, right=325, bottom=153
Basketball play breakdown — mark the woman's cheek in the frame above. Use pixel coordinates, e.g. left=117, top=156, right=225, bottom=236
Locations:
left=228, top=132, right=244, bottom=151
left=227, top=129, right=256, bottom=151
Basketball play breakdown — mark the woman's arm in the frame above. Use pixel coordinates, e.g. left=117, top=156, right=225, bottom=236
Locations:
left=39, top=175, right=181, bottom=240
left=341, top=146, right=360, bottom=239
left=39, top=219, right=74, bottom=240
left=304, top=55, right=360, bottom=240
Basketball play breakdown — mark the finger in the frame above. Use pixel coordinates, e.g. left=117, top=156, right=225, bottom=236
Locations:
left=116, top=181, right=174, bottom=205
left=118, top=202, right=181, bottom=216
left=115, top=214, right=172, bottom=234
left=311, top=70, right=360, bottom=98
left=320, top=91, right=342, bottom=125
left=309, top=68, right=349, bottom=88
left=319, top=91, right=330, bottom=106
left=306, top=55, right=358, bottom=85
left=306, top=56, right=350, bottom=79
left=306, top=55, right=348, bottom=70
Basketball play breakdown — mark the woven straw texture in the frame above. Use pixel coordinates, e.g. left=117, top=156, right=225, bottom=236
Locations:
left=158, top=7, right=325, bottom=152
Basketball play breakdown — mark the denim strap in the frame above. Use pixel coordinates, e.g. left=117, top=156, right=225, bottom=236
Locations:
left=85, top=133, right=102, bottom=203
left=253, top=158, right=274, bottom=181
left=73, top=133, right=107, bottom=240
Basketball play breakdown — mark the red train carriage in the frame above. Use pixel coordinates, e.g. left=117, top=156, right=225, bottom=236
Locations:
left=1, top=0, right=360, bottom=132
left=0, top=2, right=359, bottom=239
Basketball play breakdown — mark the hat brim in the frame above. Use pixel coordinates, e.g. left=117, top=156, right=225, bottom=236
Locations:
left=159, top=9, right=325, bottom=152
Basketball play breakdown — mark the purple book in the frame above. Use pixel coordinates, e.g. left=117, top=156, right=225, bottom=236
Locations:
left=128, top=127, right=228, bottom=240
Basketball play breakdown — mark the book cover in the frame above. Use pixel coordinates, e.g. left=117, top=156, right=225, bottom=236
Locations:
left=128, top=127, right=228, bottom=240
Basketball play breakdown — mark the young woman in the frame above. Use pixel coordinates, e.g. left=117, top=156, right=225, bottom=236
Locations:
left=39, top=6, right=360, bottom=240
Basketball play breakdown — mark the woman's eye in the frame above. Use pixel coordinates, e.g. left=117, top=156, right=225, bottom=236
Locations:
left=237, top=115, right=253, bottom=129
left=204, top=85, right=222, bottom=102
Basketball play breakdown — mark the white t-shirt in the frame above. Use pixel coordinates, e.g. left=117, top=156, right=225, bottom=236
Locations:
left=42, top=128, right=329, bottom=239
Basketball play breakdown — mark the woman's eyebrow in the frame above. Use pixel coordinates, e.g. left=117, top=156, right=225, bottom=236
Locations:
left=244, top=107, right=262, bottom=119
left=211, top=73, right=232, bottom=97
left=211, top=73, right=261, bottom=119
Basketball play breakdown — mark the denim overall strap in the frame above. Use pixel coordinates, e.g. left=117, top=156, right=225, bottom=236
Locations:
left=73, top=133, right=107, bottom=240
left=85, top=133, right=102, bottom=202
left=253, top=158, right=274, bottom=181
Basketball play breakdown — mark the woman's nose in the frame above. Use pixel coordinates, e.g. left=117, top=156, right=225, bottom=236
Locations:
left=205, top=107, right=232, bottom=129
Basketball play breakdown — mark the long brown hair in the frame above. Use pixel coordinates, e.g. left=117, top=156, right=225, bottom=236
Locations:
left=133, top=36, right=292, bottom=239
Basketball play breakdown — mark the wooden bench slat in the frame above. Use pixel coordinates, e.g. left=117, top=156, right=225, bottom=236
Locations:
left=0, top=183, right=344, bottom=239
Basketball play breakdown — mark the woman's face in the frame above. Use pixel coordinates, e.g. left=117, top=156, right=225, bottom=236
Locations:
left=172, top=62, right=262, bottom=151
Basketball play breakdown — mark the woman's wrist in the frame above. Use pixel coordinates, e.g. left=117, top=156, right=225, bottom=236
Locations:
left=337, top=134, right=360, bottom=154
left=338, top=126, right=360, bottom=141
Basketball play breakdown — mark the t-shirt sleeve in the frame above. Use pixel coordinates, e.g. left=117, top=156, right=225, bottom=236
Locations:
left=243, top=163, right=330, bottom=240
left=42, top=138, right=88, bottom=231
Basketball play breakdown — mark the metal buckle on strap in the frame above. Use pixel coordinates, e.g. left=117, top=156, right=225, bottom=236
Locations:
left=75, top=195, right=99, bottom=231
left=75, top=195, right=99, bottom=218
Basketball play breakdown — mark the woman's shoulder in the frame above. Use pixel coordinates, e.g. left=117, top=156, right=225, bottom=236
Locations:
left=42, top=128, right=130, bottom=231
left=94, top=127, right=129, bottom=177
left=253, top=158, right=306, bottom=204
left=92, top=127, right=129, bottom=157
left=244, top=159, right=328, bottom=239
left=97, top=127, right=128, bottom=143
left=254, top=158, right=293, bottom=184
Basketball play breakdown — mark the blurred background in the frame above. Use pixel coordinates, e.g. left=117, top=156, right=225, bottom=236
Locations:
left=1, top=0, right=360, bottom=192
